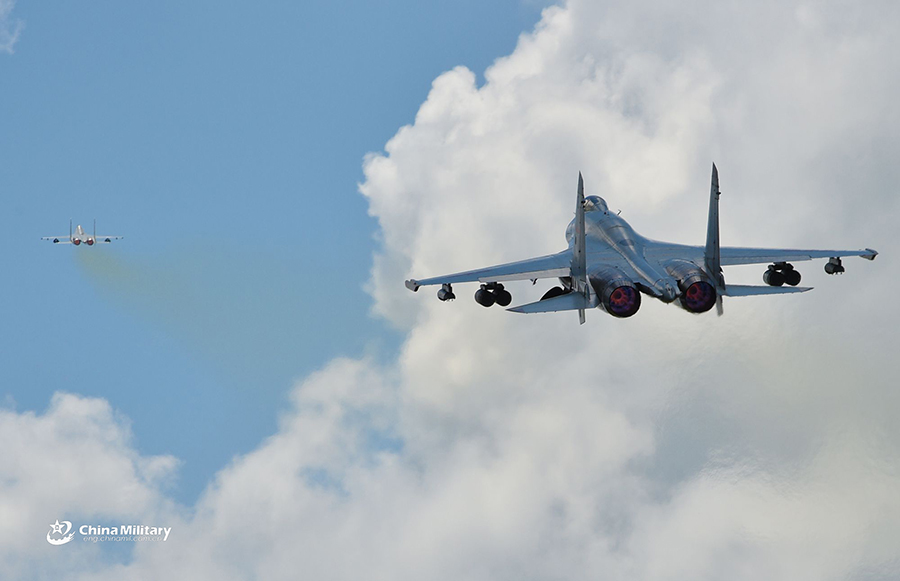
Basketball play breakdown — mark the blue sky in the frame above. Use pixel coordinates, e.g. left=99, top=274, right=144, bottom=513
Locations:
left=0, top=0, right=545, bottom=503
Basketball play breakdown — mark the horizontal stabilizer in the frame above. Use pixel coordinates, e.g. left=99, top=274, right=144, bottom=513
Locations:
left=507, top=291, right=591, bottom=314
left=723, top=284, right=813, bottom=297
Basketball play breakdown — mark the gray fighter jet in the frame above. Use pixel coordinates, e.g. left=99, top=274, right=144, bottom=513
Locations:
left=42, top=220, right=123, bottom=246
left=405, top=165, right=878, bottom=323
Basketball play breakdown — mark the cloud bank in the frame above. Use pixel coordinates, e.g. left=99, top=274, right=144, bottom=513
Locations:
left=0, top=394, right=178, bottom=578
left=8, top=0, right=900, bottom=578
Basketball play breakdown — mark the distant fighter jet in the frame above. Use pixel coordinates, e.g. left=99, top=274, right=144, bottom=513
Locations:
left=405, top=164, right=878, bottom=323
left=42, top=220, right=123, bottom=246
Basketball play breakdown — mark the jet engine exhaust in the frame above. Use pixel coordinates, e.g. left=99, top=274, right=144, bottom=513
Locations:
left=589, top=267, right=641, bottom=318
left=606, top=285, right=641, bottom=317
left=663, top=259, right=718, bottom=313
left=681, top=280, right=716, bottom=313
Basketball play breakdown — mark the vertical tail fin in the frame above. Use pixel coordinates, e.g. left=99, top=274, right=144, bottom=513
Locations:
left=574, top=172, right=587, bottom=324
left=69, top=218, right=73, bottom=239
left=93, top=218, right=96, bottom=238
left=705, top=163, right=725, bottom=315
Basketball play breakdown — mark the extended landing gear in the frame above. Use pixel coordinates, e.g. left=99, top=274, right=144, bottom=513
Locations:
left=474, top=282, right=512, bottom=307
left=437, top=283, right=456, bottom=301
left=764, top=262, right=802, bottom=286
left=824, top=257, right=845, bottom=275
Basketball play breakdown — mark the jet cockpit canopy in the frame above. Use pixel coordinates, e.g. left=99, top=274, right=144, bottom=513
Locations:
left=583, top=195, right=608, bottom=213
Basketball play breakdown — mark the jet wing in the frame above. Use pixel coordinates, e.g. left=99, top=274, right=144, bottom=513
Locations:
left=405, top=251, right=571, bottom=291
left=645, top=244, right=877, bottom=266
left=94, top=235, right=124, bottom=243
left=718, top=247, right=877, bottom=266
left=41, top=236, right=72, bottom=244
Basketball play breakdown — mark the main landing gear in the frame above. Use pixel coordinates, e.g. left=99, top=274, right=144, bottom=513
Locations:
left=763, top=262, right=802, bottom=286
left=474, top=282, right=512, bottom=307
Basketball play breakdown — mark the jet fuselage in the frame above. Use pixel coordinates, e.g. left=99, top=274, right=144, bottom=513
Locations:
left=566, top=205, right=679, bottom=302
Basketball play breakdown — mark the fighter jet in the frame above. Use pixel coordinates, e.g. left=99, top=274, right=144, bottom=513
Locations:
left=42, top=220, right=123, bottom=246
left=404, top=164, right=878, bottom=323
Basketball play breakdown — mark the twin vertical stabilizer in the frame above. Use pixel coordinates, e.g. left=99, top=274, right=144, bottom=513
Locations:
left=704, top=163, right=723, bottom=288
left=573, top=172, right=588, bottom=324
left=705, top=164, right=725, bottom=315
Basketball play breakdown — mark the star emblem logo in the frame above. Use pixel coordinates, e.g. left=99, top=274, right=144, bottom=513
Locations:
left=47, top=519, right=74, bottom=546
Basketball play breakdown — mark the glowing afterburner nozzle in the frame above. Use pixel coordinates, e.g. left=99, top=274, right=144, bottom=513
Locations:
left=681, top=281, right=717, bottom=313
left=607, top=285, right=641, bottom=317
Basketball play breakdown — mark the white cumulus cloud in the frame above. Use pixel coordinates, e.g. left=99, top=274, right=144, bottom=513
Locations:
left=0, top=393, right=179, bottom=578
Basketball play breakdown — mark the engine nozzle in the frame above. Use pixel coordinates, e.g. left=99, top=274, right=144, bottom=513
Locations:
left=589, top=267, right=641, bottom=318
left=663, top=259, right=718, bottom=313
left=606, top=285, right=641, bottom=317
left=681, top=280, right=716, bottom=313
